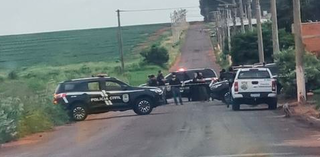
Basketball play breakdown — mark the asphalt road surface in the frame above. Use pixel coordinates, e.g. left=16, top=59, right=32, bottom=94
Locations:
left=1, top=23, right=320, bottom=157
left=170, top=23, right=220, bottom=73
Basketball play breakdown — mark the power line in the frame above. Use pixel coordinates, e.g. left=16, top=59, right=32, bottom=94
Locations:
left=120, top=6, right=199, bottom=12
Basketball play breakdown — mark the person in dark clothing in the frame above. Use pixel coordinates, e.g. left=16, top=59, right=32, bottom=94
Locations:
left=225, top=67, right=236, bottom=108
left=169, top=73, right=183, bottom=105
left=197, top=72, right=209, bottom=101
left=147, top=75, right=158, bottom=86
left=157, top=70, right=165, bottom=86
left=219, top=69, right=226, bottom=81
left=191, top=72, right=200, bottom=101
left=156, top=70, right=168, bottom=104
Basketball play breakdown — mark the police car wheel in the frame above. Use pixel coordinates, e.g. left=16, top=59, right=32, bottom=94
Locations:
left=133, top=98, right=153, bottom=115
left=70, top=104, right=88, bottom=121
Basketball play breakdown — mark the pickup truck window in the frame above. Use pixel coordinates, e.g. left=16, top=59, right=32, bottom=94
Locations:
left=238, top=70, right=271, bottom=79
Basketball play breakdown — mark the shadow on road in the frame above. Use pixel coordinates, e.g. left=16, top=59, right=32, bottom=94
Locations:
left=238, top=108, right=269, bottom=112
left=85, top=112, right=169, bottom=122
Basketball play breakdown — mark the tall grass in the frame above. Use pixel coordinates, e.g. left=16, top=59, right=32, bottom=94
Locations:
left=0, top=24, right=178, bottom=144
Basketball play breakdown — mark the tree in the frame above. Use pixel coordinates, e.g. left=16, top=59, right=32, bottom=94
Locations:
left=275, top=48, right=320, bottom=97
left=277, top=0, right=320, bottom=32
left=140, top=45, right=169, bottom=66
left=230, top=22, right=294, bottom=65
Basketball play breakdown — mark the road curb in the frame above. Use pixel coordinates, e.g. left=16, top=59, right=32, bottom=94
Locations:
left=295, top=114, right=320, bottom=129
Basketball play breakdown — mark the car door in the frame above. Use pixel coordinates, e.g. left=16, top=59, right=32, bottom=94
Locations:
left=86, top=81, right=105, bottom=110
left=102, top=80, right=128, bottom=108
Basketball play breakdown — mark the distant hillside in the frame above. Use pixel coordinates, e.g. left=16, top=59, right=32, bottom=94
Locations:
left=0, top=24, right=170, bottom=69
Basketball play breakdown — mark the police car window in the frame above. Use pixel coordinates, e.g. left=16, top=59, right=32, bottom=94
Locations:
left=105, top=81, right=122, bottom=91
left=88, top=82, right=100, bottom=91
left=202, top=69, right=216, bottom=77
left=166, top=73, right=187, bottom=81
left=65, top=84, right=76, bottom=91
left=238, top=70, right=271, bottom=79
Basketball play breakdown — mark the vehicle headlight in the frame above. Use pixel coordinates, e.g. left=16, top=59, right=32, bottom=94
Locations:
left=150, top=88, right=163, bottom=95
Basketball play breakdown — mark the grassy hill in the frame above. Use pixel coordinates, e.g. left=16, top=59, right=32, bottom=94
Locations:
left=0, top=24, right=170, bottom=69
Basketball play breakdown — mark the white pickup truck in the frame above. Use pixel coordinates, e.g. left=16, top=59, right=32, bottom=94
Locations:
left=231, top=68, right=277, bottom=111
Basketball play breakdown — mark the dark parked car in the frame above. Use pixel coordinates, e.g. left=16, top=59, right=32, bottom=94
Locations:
left=54, top=76, right=164, bottom=121
left=164, top=68, right=218, bottom=100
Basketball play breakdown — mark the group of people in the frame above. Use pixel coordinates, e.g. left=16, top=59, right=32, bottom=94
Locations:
left=219, top=67, right=236, bottom=82
left=147, top=70, right=210, bottom=106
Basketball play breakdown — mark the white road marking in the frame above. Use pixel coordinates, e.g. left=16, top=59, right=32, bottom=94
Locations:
left=200, top=152, right=295, bottom=157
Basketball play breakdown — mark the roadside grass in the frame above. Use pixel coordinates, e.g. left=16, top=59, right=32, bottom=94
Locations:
left=314, top=89, right=320, bottom=110
left=0, top=23, right=184, bottom=144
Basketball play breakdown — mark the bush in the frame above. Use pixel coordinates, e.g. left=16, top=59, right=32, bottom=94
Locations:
left=140, top=44, right=169, bottom=66
left=230, top=22, right=294, bottom=65
left=17, top=95, right=69, bottom=137
left=8, top=71, right=18, bottom=80
left=0, top=76, right=4, bottom=82
left=0, top=94, right=69, bottom=144
left=0, top=97, right=23, bottom=143
left=275, top=48, right=320, bottom=97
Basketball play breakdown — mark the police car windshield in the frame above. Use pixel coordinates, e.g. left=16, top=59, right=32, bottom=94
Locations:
left=238, top=70, right=271, bottom=79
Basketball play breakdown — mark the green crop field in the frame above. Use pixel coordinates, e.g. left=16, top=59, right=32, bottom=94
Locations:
left=0, top=23, right=170, bottom=69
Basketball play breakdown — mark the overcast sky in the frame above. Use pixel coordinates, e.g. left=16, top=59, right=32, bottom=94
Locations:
left=0, top=0, right=202, bottom=36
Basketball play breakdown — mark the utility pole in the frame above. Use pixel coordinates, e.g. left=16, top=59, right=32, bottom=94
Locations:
left=247, top=0, right=253, bottom=31
left=256, top=0, right=264, bottom=63
left=271, top=0, right=280, bottom=59
left=206, top=7, right=210, bottom=22
left=232, top=0, right=238, bottom=35
left=116, top=9, right=125, bottom=73
left=227, top=9, right=232, bottom=52
left=239, top=0, right=246, bottom=33
left=213, top=11, right=220, bottom=48
left=219, top=8, right=226, bottom=49
left=293, top=0, right=306, bottom=102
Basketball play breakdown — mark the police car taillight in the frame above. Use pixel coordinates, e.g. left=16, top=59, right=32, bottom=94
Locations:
left=54, top=93, right=66, bottom=99
left=234, top=82, right=239, bottom=92
left=53, top=93, right=66, bottom=104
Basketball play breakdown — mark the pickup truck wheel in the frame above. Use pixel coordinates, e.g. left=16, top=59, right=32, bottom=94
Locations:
left=268, top=98, right=278, bottom=110
left=133, top=98, right=153, bottom=115
left=70, top=104, right=88, bottom=121
left=232, top=99, right=240, bottom=111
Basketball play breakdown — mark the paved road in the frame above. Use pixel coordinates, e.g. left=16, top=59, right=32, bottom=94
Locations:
left=170, top=23, right=220, bottom=73
left=1, top=23, right=320, bottom=157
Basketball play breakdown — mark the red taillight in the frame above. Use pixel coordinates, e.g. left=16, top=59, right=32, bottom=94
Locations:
left=53, top=93, right=66, bottom=104
left=54, top=93, right=66, bottom=99
left=234, top=82, right=239, bottom=92
left=272, top=80, right=276, bottom=91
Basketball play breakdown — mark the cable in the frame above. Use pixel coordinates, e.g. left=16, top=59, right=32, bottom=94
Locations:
left=120, top=6, right=199, bottom=12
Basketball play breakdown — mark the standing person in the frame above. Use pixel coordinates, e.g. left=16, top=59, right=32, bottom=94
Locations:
left=169, top=73, right=183, bottom=105
left=147, top=74, right=158, bottom=87
left=197, top=72, right=209, bottom=101
left=191, top=72, right=200, bottom=101
left=157, top=70, right=168, bottom=104
left=219, top=69, right=226, bottom=81
left=225, top=67, right=236, bottom=108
